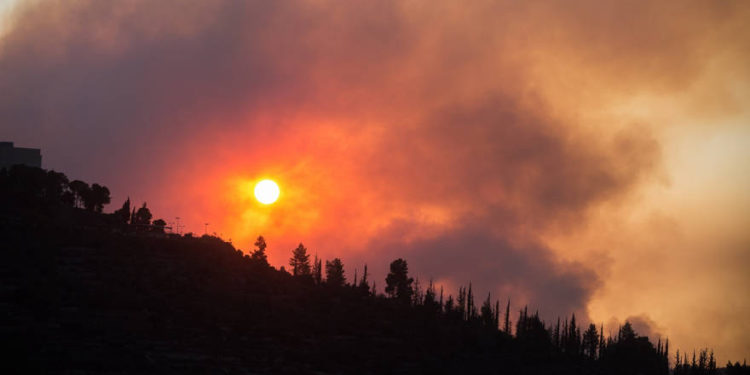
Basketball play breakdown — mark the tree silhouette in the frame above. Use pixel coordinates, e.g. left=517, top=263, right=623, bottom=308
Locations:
left=88, top=183, right=110, bottom=212
left=412, top=278, right=423, bottom=305
left=132, top=202, right=152, bottom=226
left=480, top=293, right=495, bottom=329
left=356, top=264, right=371, bottom=295
left=325, top=258, right=345, bottom=287
left=457, top=287, right=466, bottom=320
left=68, top=180, right=89, bottom=208
left=619, top=321, right=636, bottom=342
left=289, top=243, right=311, bottom=276
left=152, top=218, right=166, bottom=233
left=2, top=166, right=732, bottom=374
left=444, top=295, right=455, bottom=316
left=504, top=299, right=511, bottom=334
left=385, top=258, right=413, bottom=304
left=311, top=254, right=322, bottom=284
left=466, top=283, right=476, bottom=320
left=422, top=279, right=440, bottom=313
left=582, top=323, right=599, bottom=360
left=113, top=198, right=131, bottom=224
left=565, top=313, right=581, bottom=356
left=251, top=236, right=269, bottom=266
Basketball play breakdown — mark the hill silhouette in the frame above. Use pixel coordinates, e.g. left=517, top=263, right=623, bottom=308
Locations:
left=1, top=165, right=746, bottom=374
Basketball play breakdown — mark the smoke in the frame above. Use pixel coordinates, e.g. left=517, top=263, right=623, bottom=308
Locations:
left=1, top=0, right=748, bottom=362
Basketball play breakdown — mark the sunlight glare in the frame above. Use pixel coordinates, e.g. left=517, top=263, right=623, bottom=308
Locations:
left=254, top=179, right=280, bottom=204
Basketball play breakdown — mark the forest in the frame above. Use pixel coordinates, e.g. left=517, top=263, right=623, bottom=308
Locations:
left=1, top=165, right=748, bottom=374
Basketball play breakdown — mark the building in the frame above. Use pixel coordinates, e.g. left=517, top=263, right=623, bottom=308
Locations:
left=0, top=142, right=42, bottom=169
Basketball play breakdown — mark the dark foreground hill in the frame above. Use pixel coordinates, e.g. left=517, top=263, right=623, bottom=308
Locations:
left=0, top=216, right=509, bottom=374
left=2, top=165, right=741, bottom=374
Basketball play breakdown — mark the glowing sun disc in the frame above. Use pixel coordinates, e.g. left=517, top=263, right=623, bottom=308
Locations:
left=254, top=179, right=280, bottom=204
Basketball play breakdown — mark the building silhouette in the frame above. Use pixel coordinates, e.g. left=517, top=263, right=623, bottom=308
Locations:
left=0, top=141, right=42, bottom=169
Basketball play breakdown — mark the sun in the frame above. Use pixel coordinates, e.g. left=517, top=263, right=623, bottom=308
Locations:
left=254, top=179, right=280, bottom=204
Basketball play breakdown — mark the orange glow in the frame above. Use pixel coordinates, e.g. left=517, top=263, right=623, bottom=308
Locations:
left=2, top=0, right=749, bottom=364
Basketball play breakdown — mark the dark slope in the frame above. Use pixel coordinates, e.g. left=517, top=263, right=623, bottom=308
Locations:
left=1, top=218, right=509, bottom=374
left=0, top=165, right=683, bottom=374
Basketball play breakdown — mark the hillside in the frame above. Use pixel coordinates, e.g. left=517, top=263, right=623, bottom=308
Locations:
left=1, top=165, right=739, bottom=374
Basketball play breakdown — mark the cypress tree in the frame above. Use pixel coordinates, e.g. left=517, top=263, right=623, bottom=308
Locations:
left=504, top=300, right=512, bottom=334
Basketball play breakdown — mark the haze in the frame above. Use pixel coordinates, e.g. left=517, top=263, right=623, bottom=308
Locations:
left=1, top=0, right=748, bottom=363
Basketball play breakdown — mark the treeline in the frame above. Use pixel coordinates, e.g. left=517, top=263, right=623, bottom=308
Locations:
left=0, top=164, right=110, bottom=212
left=2, top=165, right=747, bottom=374
left=674, top=349, right=750, bottom=375
left=249, top=235, right=676, bottom=374
left=0, top=164, right=165, bottom=231
left=259, top=239, right=750, bottom=375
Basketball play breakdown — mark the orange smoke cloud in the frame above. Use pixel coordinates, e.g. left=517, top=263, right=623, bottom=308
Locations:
left=1, top=0, right=748, bottom=363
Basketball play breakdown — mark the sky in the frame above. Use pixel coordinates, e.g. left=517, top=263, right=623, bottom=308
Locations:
left=1, top=0, right=749, bottom=364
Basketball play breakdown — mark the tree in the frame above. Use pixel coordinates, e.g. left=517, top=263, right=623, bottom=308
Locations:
left=385, top=258, right=414, bottom=303
left=251, top=236, right=269, bottom=265
left=152, top=218, right=166, bottom=233
left=619, top=321, right=636, bottom=342
left=312, top=254, right=322, bottom=284
left=68, top=180, right=90, bottom=208
left=359, top=264, right=369, bottom=288
left=113, top=198, right=131, bottom=224
left=423, top=279, right=440, bottom=313
left=357, top=264, right=371, bottom=294
left=412, top=278, right=423, bottom=305
left=89, top=183, right=110, bottom=212
left=457, top=287, right=466, bottom=320
left=504, top=300, right=512, bottom=334
left=444, top=295, right=455, bottom=316
left=289, top=243, right=311, bottom=276
left=0, top=166, right=69, bottom=208
left=325, top=258, right=345, bottom=287
left=565, top=313, right=581, bottom=356
left=467, top=283, right=476, bottom=320
left=582, top=323, right=599, bottom=360
left=132, top=202, right=152, bottom=226
left=480, top=293, right=495, bottom=329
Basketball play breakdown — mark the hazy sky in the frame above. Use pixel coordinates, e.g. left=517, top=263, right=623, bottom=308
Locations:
left=1, top=0, right=748, bottom=363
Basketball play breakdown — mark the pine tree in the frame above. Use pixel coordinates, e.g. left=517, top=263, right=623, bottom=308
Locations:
left=289, top=243, right=311, bottom=276
left=384, top=258, right=414, bottom=304
left=553, top=317, right=561, bottom=348
left=439, top=286, right=444, bottom=310
left=504, top=300, right=512, bottom=334
left=567, top=314, right=581, bottom=356
left=423, top=279, right=439, bottom=313
left=412, top=278, right=423, bottom=306
left=516, top=306, right=528, bottom=339
left=457, top=287, right=466, bottom=320
left=582, top=324, right=599, bottom=360
left=358, top=264, right=370, bottom=291
left=599, top=324, right=605, bottom=359
left=494, top=300, right=500, bottom=330
left=325, top=258, right=346, bottom=287
left=445, top=295, right=455, bottom=315
left=467, top=283, right=475, bottom=320
left=312, top=254, right=323, bottom=284
left=692, top=349, right=696, bottom=369
left=251, top=236, right=269, bottom=265
left=480, top=293, right=494, bottom=328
